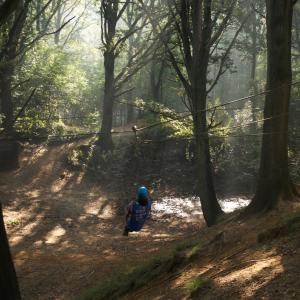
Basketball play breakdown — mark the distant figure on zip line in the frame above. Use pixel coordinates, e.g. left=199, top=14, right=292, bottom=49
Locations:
left=123, top=186, right=152, bottom=236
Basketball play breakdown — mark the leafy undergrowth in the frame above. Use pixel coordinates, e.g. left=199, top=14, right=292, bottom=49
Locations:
left=79, top=203, right=300, bottom=300
left=185, top=277, right=213, bottom=298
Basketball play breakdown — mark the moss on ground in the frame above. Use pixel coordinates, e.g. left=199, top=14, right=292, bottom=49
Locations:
left=77, top=240, right=204, bottom=300
left=258, top=209, right=300, bottom=243
left=185, top=276, right=213, bottom=298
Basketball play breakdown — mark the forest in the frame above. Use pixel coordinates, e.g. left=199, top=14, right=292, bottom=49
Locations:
left=0, top=0, right=300, bottom=299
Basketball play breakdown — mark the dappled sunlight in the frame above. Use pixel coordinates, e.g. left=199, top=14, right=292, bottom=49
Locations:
left=54, top=170, right=87, bottom=192
left=153, top=197, right=202, bottom=219
left=218, top=256, right=283, bottom=285
left=10, top=235, right=24, bottom=247
left=82, top=196, right=109, bottom=215
left=50, top=171, right=82, bottom=193
left=152, top=196, right=250, bottom=220
left=220, top=197, right=251, bottom=213
left=152, top=233, right=171, bottom=238
left=0, top=143, right=266, bottom=300
left=19, top=146, right=48, bottom=169
left=97, top=204, right=115, bottom=219
left=44, top=224, right=66, bottom=245
left=4, top=209, right=49, bottom=248
left=206, top=255, right=285, bottom=299
left=32, top=240, right=44, bottom=248
left=24, top=189, right=41, bottom=198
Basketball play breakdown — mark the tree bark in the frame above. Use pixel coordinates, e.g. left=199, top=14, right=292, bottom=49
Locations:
left=0, top=0, right=20, bottom=26
left=150, top=58, right=165, bottom=103
left=0, top=2, right=27, bottom=135
left=54, top=4, right=63, bottom=45
left=0, top=65, right=14, bottom=134
left=191, top=0, right=224, bottom=226
left=99, top=51, right=115, bottom=151
left=0, top=202, right=21, bottom=300
left=98, top=0, right=118, bottom=151
left=126, top=21, right=135, bottom=124
left=250, top=10, right=258, bottom=123
left=126, top=89, right=134, bottom=124
left=246, top=0, right=298, bottom=214
left=36, top=0, right=41, bottom=32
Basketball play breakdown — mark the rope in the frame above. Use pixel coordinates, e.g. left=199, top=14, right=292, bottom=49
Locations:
left=135, top=80, right=300, bottom=132
left=134, top=107, right=300, bottom=143
left=1, top=81, right=299, bottom=142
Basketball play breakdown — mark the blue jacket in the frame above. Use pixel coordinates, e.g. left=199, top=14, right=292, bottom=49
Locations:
left=127, top=199, right=152, bottom=231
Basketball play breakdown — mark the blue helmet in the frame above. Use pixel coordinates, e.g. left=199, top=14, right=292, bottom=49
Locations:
left=137, top=186, right=148, bottom=198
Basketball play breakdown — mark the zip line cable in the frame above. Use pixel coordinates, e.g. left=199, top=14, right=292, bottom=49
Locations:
left=140, top=131, right=300, bottom=145
left=137, top=110, right=300, bottom=143
left=8, top=82, right=300, bottom=126
left=1, top=81, right=300, bottom=142
left=135, top=80, right=300, bottom=132
left=209, top=110, right=300, bottom=135
left=3, top=122, right=299, bottom=143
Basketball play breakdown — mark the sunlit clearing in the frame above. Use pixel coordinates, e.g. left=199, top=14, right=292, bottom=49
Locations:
left=153, top=197, right=250, bottom=219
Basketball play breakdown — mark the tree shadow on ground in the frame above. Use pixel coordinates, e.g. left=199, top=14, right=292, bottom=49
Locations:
left=1, top=141, right=205, bottom=300
left=187, top=221, right=300, bottom=300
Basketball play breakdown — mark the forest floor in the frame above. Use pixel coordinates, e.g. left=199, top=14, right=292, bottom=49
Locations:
left=1, top=140, right=300, bottom=300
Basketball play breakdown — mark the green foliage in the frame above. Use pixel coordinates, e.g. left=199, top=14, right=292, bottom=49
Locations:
left=185, top=277, right=212, bottom=297
left=6, top=219, right=21, bottom=227
left=175, top=240, right=199, bottom=252
left=67, top=144, right=95, bottom=170
left=13, top=40, right=102, bottom=137
left=164, top=118, right=193, bottom=138
left=185, top=243, right=204, bottom=262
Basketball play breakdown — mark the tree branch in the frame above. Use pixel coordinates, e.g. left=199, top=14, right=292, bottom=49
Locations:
left=207, top=13, right=251, bottom=95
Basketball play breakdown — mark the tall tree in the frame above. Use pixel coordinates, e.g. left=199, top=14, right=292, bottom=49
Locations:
left=247, top=2, right=264, bottom=121
left=245, top=0, right=299, bottom=214
left=98, top=0, right=156, bottom=151
left=236, top=2, right=266, bottom=123
left=143, top=0, right=247, bottom=226
left=150, top=55, right=165, bottom=103
left=0, top=0, right=73, bottom=135
left=0, top=0, right=29, bottom=134
left=190, top=0, right=225, bottom=226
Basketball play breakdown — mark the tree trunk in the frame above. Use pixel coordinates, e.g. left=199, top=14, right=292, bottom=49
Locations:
left=126, top=89, right=134, bottom=124
left=250, top=10, right=258, bottom=123
left=0, top=0, right=20, bottom=26
left=150, top=59, right=164, bottom=103
left=0, top=202, right=21, bottom=300
left=54, top=5, right=63, bottom=45
left=99, top=51, right=115, bottom=151
left=126, top=29, right=135, bottom=124
left=0, top=65, right=14, bottom=134
left=193, top=106, right=224, bottom=226
left=0, top=1, right=27, bottom=135
left=191, top=0, right=224, bottom=226
left=246, top=0, right=298, bottom=214
left=99, top=0, right=118, bottom=151
left=36, top=0, right=41, bottom=32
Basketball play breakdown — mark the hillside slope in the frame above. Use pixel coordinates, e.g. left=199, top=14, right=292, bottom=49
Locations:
left=119, top=203, right=300, bottom=300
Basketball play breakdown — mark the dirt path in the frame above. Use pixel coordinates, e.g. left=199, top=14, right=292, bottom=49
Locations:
left=0, top=142, right=203, bottom=300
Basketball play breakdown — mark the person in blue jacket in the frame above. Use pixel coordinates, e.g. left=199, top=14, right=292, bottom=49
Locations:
left=123, top=186, right=152, bottom=236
